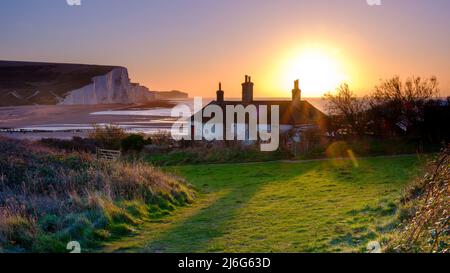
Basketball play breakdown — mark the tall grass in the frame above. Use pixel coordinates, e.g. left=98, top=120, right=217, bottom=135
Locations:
left=0, top=137, right=195, bottom=252
left=146, top=143, right=288, bottom=166
left=89, top=124, right=127, bottom=149
left=387, top=146, right=449, bottom=253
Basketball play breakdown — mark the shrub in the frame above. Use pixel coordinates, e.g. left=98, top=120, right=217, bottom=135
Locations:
left=89, top=125, right=127, bottom=150
left=149, top=131, right=174, bottom=147
left=121, top=134, right=146, bottom=152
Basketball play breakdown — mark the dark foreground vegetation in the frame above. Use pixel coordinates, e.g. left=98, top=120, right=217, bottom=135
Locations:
left=39, top=127, right=288, bottom=166
left=387, top=146, right=449, bottom=253
left=0, top=137, right=194, bottom=252
left=325, top=76, right=449, bottom=142
left=38, top=127, right=441, bottom=167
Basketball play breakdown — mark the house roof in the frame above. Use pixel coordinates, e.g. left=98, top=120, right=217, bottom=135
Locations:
left=192, top=100, right=328, bottom=127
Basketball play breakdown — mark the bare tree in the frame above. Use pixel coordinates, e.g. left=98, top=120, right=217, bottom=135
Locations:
left=370, top=76, right=439, bottom=136
left=373, top=76, right=439, bottom=103
left=324, top=83, right=368, bottom=137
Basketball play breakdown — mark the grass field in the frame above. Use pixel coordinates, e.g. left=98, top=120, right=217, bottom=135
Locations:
left=102, top=155, right=426, bottom=253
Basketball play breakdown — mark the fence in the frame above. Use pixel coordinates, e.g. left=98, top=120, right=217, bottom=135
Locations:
left=96, top=148, right=121, bottom=161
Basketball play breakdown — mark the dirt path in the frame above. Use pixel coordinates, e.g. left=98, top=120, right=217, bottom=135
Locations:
left=101, top=190, right=229, bottom=253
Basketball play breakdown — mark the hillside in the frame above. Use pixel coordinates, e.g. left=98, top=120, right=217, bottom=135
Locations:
left=0, top=136, right=195, bottom=252
left=387, top=147, right=449, bottom=253
left=0, top=61, right=120, bottom=106
left=0, top=61, right=188, bottom=106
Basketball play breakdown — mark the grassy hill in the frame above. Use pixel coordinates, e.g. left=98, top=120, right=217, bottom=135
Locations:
left=103, top=155, right=426, bottom=253
left=0, top=137, right=194, bottom=252
left=0, top=61, right=118, bottom=106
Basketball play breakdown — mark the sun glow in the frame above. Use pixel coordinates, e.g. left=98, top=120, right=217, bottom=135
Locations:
left=279, top=47, right=348, bottom=97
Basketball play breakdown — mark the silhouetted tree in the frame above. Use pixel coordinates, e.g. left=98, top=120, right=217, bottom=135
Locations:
left=368, top=76, right=439, bottom=137
left=422, top=98, right=450, bottom=143
left=324, top=83, right=368, bottom=137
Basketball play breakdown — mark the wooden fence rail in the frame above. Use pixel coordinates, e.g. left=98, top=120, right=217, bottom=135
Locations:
left=96, top=148, right=121, bottom=161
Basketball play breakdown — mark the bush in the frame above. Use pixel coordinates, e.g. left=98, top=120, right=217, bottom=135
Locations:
left=121, top=134, right=147, bottom=152
left=149, top=131, right=174, bottom=147
left=89, top=125, right=127, bottom=150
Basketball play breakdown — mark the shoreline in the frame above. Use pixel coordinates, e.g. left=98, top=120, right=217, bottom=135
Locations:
left=0, top=101, right=179, bottom=140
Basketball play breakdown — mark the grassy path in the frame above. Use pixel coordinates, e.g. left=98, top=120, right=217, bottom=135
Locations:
left=101, top=155, right=426, bottom=253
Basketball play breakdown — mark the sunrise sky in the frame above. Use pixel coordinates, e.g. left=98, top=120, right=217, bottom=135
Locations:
left=1, top=0, right=449, bottom=98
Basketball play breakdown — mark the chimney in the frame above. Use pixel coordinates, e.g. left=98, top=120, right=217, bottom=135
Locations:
left=216, top=82, right=224, bottom=102
left=292, top=79, right=301, bottom=105
left=242, top=75, right=254, bottom=103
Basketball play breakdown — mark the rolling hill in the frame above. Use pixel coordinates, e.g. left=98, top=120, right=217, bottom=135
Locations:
left=0, top=61, right=188, bottom=106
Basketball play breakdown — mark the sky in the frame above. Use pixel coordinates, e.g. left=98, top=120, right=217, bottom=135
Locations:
left=0, top=0, right=449, bottom=98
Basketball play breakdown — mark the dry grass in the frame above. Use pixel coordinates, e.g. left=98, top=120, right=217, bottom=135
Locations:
left=88, top=124, right=128, bottom=149
left=387, top=146, right=449, bottom=253
left=0, top=136, right=194, bottom=252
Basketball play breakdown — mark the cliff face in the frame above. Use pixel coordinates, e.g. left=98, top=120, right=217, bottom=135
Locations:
left=60, top=67, right=155, bottom=105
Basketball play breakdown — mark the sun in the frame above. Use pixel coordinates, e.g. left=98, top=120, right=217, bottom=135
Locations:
left=280, top=47, right=348, bottom=97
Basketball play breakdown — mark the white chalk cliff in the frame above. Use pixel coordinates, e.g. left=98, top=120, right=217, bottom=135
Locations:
left=60, top=67, right=155, bottom=105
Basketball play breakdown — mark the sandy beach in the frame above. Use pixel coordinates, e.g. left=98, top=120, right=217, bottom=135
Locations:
left=0, top=101, right=180, bottom=140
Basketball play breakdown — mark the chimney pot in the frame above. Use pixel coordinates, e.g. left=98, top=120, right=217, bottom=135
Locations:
left=216, top=82, right=224, bottom=102
left=292, top=79, right=302, bottom=104
left=242, top=75, right=254, bottom=103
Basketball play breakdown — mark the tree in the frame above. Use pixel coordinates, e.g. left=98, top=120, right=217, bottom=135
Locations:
left=324, top=83, right=368, bottom=137
left=369, top=76, right=439, bottom=137
left=373, top=76, right=438, bottom=103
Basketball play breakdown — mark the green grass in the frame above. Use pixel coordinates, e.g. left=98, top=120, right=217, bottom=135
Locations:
left=102, top=155, right=426, bottom=253
left=146, top=146, right=287, bottom=166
